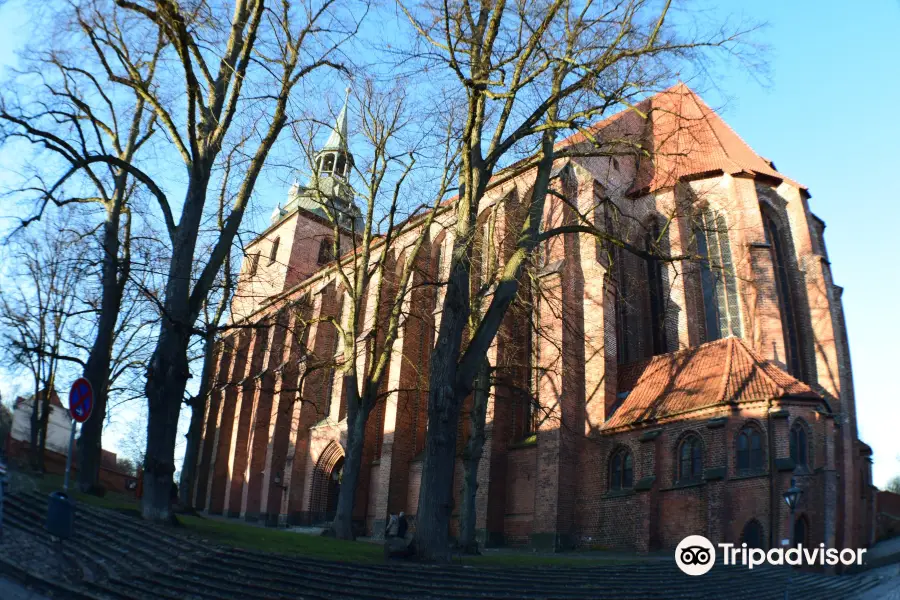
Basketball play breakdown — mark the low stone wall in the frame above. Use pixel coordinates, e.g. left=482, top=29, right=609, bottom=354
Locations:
left=6, top=439, right=136, bottom=495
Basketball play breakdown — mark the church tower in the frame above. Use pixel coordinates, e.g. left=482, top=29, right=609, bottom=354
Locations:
left=232, top=89, right=361, bottom=321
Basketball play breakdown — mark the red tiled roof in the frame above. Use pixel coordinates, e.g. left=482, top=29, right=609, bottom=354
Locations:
left=561, top=82, right=805, bottom=194
left=605, top=337, right=819, bottom=430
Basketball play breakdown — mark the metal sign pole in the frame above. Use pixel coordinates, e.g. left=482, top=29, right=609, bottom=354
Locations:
left=63, top=419, right=77, bottom=492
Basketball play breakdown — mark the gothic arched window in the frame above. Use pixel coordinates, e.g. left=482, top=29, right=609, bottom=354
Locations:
left=794, top=515, right=809, bottom=547
left=268, top=237, right=280, bottom=265
left=741, top=519, right=765, bottom=549
left=609, top=447, right=634, bottom=491
left=762, top=208, right=804, bottom=379
left=646, top=225, right=667, bottom=355
left=336, top=154, right=347, bottom=177
left=678, top=435, right=703, bottom=483
left=317, top=237, right=335, bottom=265
left=694, top=210, right=742, bottom=341
left=790, top=421, right=808, bottom=469
left=247, top=252, right=260, bottom=277
left=737, top=425, right=765, bottom=473
left=322, top=153, right=335, bottom=174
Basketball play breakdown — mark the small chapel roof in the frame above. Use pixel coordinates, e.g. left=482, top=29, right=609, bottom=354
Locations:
left=605, top=337, right=820, bottom=430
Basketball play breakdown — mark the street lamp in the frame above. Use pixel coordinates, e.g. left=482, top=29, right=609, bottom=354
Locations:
left=782, top=478, right=802, bottom=600
left=783, top=479, right=802, bottom=514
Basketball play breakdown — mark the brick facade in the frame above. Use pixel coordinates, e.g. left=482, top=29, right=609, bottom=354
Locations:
left=191, top=84, right=874, bottom=555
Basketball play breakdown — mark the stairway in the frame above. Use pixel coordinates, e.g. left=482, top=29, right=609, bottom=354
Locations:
left=0, top=491, right=889, bottom=600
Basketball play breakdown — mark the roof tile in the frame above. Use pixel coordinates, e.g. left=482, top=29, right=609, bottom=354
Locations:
left=605, top=338, right=819, bottom=430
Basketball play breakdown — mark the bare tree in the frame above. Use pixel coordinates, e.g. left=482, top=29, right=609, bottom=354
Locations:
left=0, top=216, right=91, bottom=470
left=178, top=154, right=239, bottom=509
left=278, top=81, right=458, bottom=539
left=0, top=0, right=163, bottom=491
left=888, top=476, right=900, bottom=495
left=396, top=0, right=759, bottom=560
left=45, top=0, right=367, bottom=521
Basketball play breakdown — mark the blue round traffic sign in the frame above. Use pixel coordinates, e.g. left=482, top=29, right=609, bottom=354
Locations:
left=69, top=377, right=94, bottom=423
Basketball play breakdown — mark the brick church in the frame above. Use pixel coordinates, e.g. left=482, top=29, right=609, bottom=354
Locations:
left=189, top=84, right=875, bottom=553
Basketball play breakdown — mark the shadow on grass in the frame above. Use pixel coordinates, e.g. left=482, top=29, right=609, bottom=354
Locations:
left=176, top=515, right=386, bottom=563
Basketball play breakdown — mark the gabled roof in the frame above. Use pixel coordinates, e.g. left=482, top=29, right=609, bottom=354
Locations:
left=605, top=337, right=819, bottom=430
left=562, top=83, right=805, bottom=194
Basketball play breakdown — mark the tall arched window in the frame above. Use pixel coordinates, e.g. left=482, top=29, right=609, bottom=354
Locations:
left=317, top=237, right=335, bottom=265
left=762, top=208, right=804, bottom=379
left=268, top=237, right=280, bottom=265
left=609, top=447, right=634, bottom=491
left=737, top=425, right=765, bottom=473
left=646, top=225, right=667, bottom=355
left=322, top=153, right=335, bottom=174
left=741, top=519, right=765, bottom=549
left=678, top=435, right=703, bottom=483
left=335, top=154, right=347, bottom=178
left=694, top=210, right=742, bottom=341
left=247, top=252, right=260, bottom=277
left=790, top=421, right=808, bottom=469
left=794, top=515, right=809, bottom=547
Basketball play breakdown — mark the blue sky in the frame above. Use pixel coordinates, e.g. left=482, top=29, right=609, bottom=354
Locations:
left=693, top=1, right=900, bottom=488
left=0, top=1, right=898, bottom=487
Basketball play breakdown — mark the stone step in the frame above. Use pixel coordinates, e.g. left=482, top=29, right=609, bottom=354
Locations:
left=3, top=497, right=153, bottom=578
left=206, top=550, right=682, bottom=598
left=16, top=491, right=208, bottom=561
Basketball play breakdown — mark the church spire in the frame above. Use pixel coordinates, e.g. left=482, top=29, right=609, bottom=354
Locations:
left=322, top=87, right=351, bottom=153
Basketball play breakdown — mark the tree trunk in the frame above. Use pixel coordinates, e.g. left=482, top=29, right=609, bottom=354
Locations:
left=37, top=387, right=52, bottom=473
left=458, top=359, right=489, bottom=554
left=78, top=206, right=123, bottom=492
left=333, top=379, right=367, bottom=540
left=415, top=174, right=479, bottom=562
left=29, top=380, right=40, bottom=470
left=142, top=177, right=208, bottom=523
left=179, top=330, right=217, bottom=508
left=142, top=323, right=191, bottom=522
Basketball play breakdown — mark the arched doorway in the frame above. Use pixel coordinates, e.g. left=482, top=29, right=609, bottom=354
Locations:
left=741, top=519, right=765, bottom=549
left=309, top=441, right=344, bottom=525
left=794, top=514, right=809, bottom=547
left=325, top=457, right=344, bottom=520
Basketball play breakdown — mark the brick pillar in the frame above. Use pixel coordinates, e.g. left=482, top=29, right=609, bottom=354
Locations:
left=242, top=316, right=289, bottom=522
left=531, top=269, right=572, bottom=550
left=289, top=283, right=339, bottom=520
left=747, top=243, right=786, bottom=366
left=279, top=356, right=308, bottom=524
left=263, top=306, right=309, bottom=526
left=636, top=430, right=661, bottom=552
left=370, top=287, right=411, bottom=538
left=474, top=333, right=507, bottom=549
left=531, top=171, right=581, bottom=551
left=821, top=413, right=838, bottom=552
left=208, top=332, right=251, bottom=514
left=225, top=328, right=269, bottom=517
left=704, top=417, right=728, bottom=545
left=195, top=342, right=231, bottom=510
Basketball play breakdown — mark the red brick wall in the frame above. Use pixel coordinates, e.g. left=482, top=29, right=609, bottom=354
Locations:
left=7, top=439, right=135, bottom=495
left=504, top=445, right=535, bottom=546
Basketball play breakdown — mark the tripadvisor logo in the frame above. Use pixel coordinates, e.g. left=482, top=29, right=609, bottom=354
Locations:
left=675, top=535, right=868, bottom=575
left=676, top=535, right=716, bottom=576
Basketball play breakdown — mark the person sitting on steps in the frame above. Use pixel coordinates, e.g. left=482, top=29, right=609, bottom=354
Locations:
left=397, top=511, right=408, bottom=539
left=385, top=513, right=398, bottom=538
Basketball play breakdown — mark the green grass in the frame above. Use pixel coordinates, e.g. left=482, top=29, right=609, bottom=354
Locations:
left=23, top=471, right=141, bottom=513
left=11, top=469, right=651, bottom=567
left=177, top=515, right=386, bottom=563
